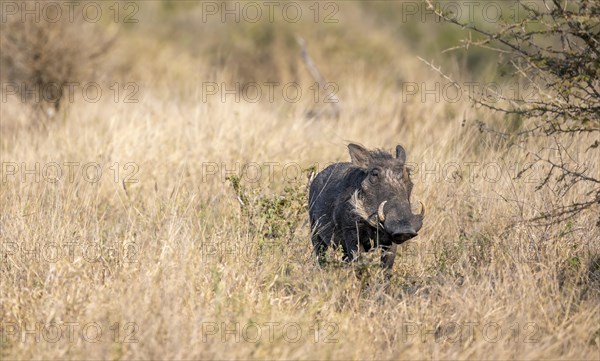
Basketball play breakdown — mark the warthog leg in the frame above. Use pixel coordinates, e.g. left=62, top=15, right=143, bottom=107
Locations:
left=381, top=243, right=398, bottom=271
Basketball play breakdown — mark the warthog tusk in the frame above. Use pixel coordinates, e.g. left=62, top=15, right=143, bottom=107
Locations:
left=419, top=201, right=425, bottom=218
left=378, top=201, right=387, bottom=222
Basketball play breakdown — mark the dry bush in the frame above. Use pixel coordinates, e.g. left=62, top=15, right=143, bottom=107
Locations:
left=425, top=0, right=600, bottom=224
left=0, top=2, right=116, bottom=121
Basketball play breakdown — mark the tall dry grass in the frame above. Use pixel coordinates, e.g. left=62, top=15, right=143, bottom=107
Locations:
left=1, top=1, right=599, bottom=360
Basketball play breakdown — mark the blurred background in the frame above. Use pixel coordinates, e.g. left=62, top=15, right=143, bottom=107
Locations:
left=0, top=0, right=513, bottom=123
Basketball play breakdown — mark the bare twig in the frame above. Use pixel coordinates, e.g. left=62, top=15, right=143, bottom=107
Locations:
left=423, top=0, right=600, bottom=225
left=297, top=36, right=341, bottom=119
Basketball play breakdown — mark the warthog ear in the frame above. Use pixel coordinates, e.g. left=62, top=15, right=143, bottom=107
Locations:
left=348, top=143, right=370, bottom=168
left=396, top=145, right=407, bottom=163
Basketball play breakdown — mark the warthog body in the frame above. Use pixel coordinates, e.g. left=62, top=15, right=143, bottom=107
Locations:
left=308, top=144, right=424, bottom=269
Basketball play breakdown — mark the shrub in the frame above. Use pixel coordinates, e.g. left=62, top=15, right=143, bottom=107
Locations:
left=0, top=6, right=116, bottom=120
left=426, top=0, right=600, bottom=224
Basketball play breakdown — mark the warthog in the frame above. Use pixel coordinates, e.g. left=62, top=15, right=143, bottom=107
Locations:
left=308, top=143, right=424, bottom=270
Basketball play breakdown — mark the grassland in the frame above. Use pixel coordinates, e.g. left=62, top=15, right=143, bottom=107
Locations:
left=1, top=1, right=599, bottom=360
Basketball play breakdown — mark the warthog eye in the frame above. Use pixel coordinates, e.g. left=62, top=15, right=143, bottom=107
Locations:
left=369, top=168, right=380, bottom=183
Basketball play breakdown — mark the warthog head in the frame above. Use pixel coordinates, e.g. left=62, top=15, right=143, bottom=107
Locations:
left=349, top=143, right=424, bottom=244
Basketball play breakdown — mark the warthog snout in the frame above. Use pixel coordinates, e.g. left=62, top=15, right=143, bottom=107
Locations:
left=380, top=201, right=424, bottom=244
left=391, top=230, right=417, bottom=243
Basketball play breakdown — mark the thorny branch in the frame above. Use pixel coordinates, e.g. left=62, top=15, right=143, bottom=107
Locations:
left=423, top=0, right=600, bottom=225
